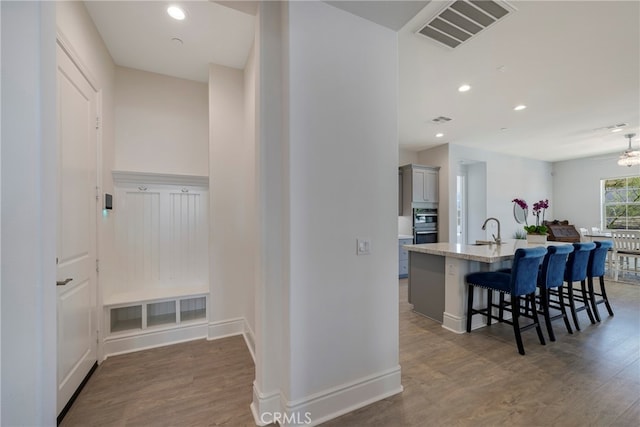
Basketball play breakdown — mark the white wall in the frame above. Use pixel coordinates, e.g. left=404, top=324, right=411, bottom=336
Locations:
left=286, top=0, right=401, bottom=418
left=446, top=144, right=553, bottom=242
left=399, top=147, right=418, bottom=166
left=208, top=63, right=255, bottom=334
left=466, top=162, right=487, bottom=243
left=553, top=155, right=640, bottom=230
left=252, top=1, right=287, bottom=418
left=1, top=2, right=57, bottom=424
left=115, top=67, right=209, bottom=176
left=243, top=44, right=257, bottom=337
left=57, top=1, right=116, bottom=198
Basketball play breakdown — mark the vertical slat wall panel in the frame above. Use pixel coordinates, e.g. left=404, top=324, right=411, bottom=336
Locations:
left=124, top=191, right=160, bottom=289
left=113, top=181, right=208, bottom=296
left=169, top=192, right=207, bottom=285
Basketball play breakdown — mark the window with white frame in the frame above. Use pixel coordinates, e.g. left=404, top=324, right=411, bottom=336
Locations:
left=603, top=176, right=640, bottom=230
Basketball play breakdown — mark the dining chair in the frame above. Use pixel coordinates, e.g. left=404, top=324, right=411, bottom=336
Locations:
left=579, top=227, right=589, bottom=241
left=466, top=247, right=547, bottom=355
left=587, top=240, right=614, bottom=322
left=537, top=244, right=574, bottom=341
left=562, top=242, right=597, bottom=331
left=611, top=230, right=640, bottom=281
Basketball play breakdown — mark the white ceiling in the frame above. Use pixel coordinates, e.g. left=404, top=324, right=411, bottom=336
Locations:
left=84, top=0, right=640, bottom=163
left=399, top=0, right=640, bottom=162
left=84, top=0, right=256, bottom=82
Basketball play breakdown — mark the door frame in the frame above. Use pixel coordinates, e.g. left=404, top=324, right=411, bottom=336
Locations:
left=56, top=30, right=105, bottom=374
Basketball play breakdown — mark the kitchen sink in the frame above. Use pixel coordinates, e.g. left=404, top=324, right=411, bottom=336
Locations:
left=472, top=240, right=494, bottom=246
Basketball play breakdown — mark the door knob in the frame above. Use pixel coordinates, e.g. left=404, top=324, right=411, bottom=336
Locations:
left=56, top=278, right=73, bottom=286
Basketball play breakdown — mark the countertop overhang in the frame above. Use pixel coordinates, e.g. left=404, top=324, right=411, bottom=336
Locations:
left=403, top=239, right=567, bottom=263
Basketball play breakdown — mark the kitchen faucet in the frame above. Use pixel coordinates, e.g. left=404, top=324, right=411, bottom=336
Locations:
left=482, top=217, right=502, bottom=245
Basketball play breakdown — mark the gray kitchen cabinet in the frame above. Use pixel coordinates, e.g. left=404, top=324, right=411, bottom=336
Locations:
left=399, top=237, right=412, bottom=278
left=400, top=164, right=439, bottom=215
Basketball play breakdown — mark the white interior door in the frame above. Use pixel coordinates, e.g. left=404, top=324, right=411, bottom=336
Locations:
left=56, top=42, right=98, bottom=416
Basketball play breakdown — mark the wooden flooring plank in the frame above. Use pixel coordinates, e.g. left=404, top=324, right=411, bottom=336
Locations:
left=62, top=279, right=640, bottom=426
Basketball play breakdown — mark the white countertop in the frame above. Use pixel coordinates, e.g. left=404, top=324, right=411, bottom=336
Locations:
left=403, top=239, right=568, bottom=263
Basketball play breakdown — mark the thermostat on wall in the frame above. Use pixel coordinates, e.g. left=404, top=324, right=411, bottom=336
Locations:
left=105, top=193, right=113, bottom=210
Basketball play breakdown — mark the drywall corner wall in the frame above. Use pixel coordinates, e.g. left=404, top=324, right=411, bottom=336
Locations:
left=1, top=2, right=57, bottom=424
left=287, top=0, right=401, bottom=421
left=209, top=64, right=255, bottom=331
left=115, top=67, right=208, bottom=176
left=251, top=1, right=287, bottom=419
left=243, top=43, right=257, bottom=339
left=553, top=155, right=640, bottom=229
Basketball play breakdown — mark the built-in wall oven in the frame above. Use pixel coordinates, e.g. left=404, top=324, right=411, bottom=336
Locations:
left=413, top=208, right=438, bottom=244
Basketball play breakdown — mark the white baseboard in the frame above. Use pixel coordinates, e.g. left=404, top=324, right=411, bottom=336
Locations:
left=442, top=311, right=466, bottom=333
left=103, top=317, right=254, bottom=360
left=103, top=322, right=208, bottom=358
left=206, top=317, right=245, bottom=340
left=243, top=320, right=256, bottom=363
left=251, top=385, right=282, bottom=426
left=283, top=366, right=403, bottom=427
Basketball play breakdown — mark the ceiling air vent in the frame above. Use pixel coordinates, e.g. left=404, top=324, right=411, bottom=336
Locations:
left=417, top=0, right=515, bottom=49
left=432, top=116, right=452, bottom=123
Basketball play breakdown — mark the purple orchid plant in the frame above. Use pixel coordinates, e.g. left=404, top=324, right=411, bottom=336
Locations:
left=512, top=198, right=549, bottom=235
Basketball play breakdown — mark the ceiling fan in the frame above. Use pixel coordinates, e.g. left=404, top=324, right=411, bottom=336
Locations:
left=583, top=131, right=640, bottom=164
left=617, top=133, right=640, bottom=167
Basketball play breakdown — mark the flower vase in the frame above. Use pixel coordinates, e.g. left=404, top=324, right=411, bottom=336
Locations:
left=526, top=234, right=547, bottom=245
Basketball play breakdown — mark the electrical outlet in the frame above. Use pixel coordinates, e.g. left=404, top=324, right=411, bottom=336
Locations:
left=357, top=238, right=371, bottom=255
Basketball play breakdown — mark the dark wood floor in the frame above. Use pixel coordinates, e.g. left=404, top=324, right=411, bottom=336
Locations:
left=63, top=279, right=640, bottom=426
left=60, top=336, right=257, bottom=426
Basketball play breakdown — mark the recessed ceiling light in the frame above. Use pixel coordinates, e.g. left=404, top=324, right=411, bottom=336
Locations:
left=436, top=133, right=444, bottom=138
left=514, top=105, right=527, bottom=111
left=458, top=84, right=471, bottom=92
left=612, top=128, right=623, bottom=133
left=167, top=6, right=186, bottom=20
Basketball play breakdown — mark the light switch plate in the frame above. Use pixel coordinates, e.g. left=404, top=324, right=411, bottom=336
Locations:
left=357, top=238, right=371, bottom=255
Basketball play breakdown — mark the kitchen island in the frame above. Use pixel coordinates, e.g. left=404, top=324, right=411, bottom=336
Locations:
left=404, top=239, right=550, bottom=333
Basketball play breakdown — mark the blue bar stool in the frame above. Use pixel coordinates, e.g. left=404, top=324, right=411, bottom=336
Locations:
left=537, top=245, right=574, bottom=341
left=562, top=242, right=597, bottom=331
left=466, top=247, right=547, bottom=355
left=587, top=240, right=615, bottom=322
